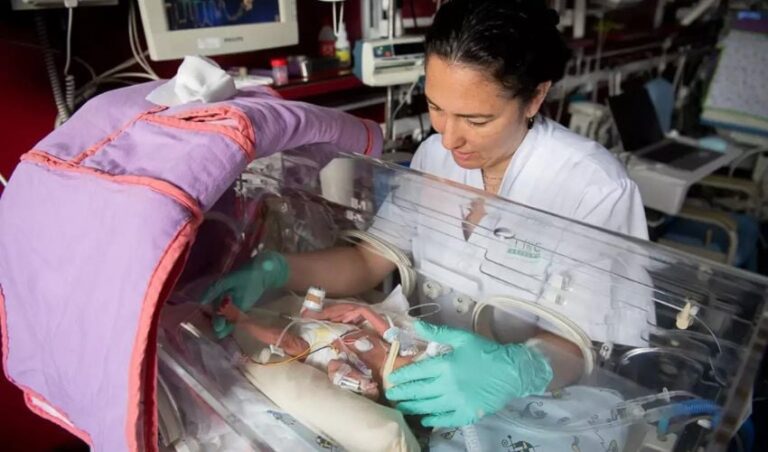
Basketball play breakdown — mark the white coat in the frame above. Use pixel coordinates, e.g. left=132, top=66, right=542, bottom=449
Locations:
left=371, top=117, right=654, bottom=348
left=411, top=117, right=648, bottom=240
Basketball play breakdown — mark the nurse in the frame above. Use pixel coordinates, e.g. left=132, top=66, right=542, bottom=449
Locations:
left=205, top=0, right=647, bottom=429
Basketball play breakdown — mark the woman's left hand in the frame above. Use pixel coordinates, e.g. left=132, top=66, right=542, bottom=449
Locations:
left=385, top=321, right=553, bottom=428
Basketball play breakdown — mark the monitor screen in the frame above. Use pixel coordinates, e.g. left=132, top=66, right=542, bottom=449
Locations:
left=164, top=0, right=281, bottom=31
left=608, top=87, right=665, bottom=152
left=138, top=0, right=298, bottom=60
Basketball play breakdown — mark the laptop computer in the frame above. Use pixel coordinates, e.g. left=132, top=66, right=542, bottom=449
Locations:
left=608, top=87, right=724, bottom=171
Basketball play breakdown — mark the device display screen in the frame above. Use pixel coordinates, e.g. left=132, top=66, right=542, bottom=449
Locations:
left=164, top=0, right=281, bottom=31
left=393, top=42, right=424, bottom=56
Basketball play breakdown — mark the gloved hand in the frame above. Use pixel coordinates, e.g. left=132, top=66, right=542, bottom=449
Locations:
left=385, top=320, right=553, bottom=428
left=202, top=251, right=289, bottom=338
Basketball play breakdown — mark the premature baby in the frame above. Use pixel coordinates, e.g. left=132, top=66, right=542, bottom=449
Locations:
left=218, top=298, right=423, bottom=401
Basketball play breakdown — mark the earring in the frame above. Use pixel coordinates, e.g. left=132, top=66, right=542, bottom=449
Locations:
left=526, top=115, right=535, bottom=129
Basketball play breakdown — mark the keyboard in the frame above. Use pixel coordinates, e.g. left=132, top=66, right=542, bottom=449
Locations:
left=641, top=141, right=722, bottom=171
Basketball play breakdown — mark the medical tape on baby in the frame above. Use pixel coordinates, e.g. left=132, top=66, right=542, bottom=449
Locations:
left=302, top=286, right=326, bottom=312
left=332, top=363, right=376, bottom=394
left=331, top=363, right=358, bottom=390
left=382, top=314, right=400, bottom=343
left=412, top=341, right=453, bottom=362
left=383, top=326, right=401, bottom=343
left=383, top=325, right=420, bottom=357
left=257, top=348, right=273, bottom=364
left=332, top=362, right=353, bottom=382
left=337, top=346, right=372, bottom=377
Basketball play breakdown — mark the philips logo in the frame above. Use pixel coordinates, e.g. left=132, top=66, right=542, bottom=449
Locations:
left=224, top=36, right=245, bottom=43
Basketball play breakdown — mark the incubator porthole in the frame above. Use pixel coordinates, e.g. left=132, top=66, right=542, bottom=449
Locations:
left=493, top=227, right=514, bottom=239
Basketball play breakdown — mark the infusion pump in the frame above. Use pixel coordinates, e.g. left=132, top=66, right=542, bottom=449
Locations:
left=353, top=36, right=425, bottom=87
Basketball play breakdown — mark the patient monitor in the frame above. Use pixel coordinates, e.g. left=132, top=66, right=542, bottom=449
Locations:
left=137, top=0, right=299, bottom=61
left=157, top=149, right=767, bottom=452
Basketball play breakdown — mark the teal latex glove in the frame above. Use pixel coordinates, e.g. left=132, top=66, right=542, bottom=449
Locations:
left=386, top=321, right=553, bottom=428
left=202, top=251, right=290, bottom=338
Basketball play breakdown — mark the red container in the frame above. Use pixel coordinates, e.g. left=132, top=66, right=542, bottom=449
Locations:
left=270, top=57, right=289, bottom=85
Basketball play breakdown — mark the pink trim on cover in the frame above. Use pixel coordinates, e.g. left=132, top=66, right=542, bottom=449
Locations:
left=0, top=286, right=9, bottom=381
left=126, top=219, right=199, bottom=452
left=362, top=120, right=375, bottom=156
left=142, top=106, right=256, bottom=161
left=17, top=150, right=204, bottom=451
left=71, top=106, right=167, bottom=165
left=0, top=286, right=94, bottom=446
left=22, top=151, right=202, bottom=221
left=23, top=392, right=94, bottom=445
left=25, top=392, right=75, bottom=427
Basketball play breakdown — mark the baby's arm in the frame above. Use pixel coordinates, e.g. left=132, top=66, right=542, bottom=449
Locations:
left=218, top=300, right=309, bottom=357
left=302, top=303, right=390, bottom=335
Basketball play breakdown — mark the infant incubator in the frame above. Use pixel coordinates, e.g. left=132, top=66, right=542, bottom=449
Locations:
left=155, top=149, right=767, bottom=452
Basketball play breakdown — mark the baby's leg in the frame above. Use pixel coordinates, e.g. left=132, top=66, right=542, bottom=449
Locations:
left=327, top=359, right=380, bottom=400
left=231, top=320, right=309, bottom=357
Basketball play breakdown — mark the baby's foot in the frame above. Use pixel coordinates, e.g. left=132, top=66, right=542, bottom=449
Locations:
left=327, top=359, right=380, bottom=400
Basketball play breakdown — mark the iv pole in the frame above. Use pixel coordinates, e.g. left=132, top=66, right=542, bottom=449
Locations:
left=384, top=0, right=397, bottom=148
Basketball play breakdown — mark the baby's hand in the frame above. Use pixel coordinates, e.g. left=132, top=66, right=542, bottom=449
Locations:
left=217, top=297, right=242, bottom=323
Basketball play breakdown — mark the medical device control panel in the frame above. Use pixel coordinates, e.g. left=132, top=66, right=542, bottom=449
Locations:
left=353, top=36, right=425, bottom=87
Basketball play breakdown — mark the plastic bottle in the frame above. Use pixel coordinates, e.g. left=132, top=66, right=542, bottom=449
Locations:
left=270, top=57, right=289, bottom=85
left=318, top=25, right=336, bottom=58
left=335, top=22, right=351, bottom=68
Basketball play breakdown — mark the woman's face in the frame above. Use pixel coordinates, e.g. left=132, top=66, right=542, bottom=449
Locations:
left=425, top=55, right=547, bottom=171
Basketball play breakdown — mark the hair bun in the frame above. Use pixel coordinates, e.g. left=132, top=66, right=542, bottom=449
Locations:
left=527, top=2, right=560, bottom=28
left=510, top=0, right=560, bottom=29
left=544, top=8, right=560, bottom=27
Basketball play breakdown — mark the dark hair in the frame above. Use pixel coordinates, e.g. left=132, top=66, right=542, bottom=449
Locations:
left=426, top=0, right=571, bottom=103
